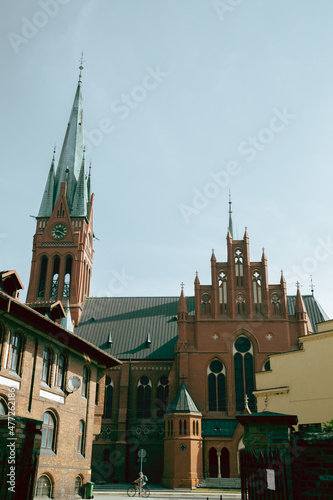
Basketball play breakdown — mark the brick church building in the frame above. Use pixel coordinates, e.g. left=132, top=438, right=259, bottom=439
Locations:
left=25, top=69, right=327, bottom=489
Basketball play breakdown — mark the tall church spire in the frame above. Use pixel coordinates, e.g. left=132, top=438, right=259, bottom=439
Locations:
left=228, top=190, right=234, bottom=238
left=38, top=148, right=56, bottom=218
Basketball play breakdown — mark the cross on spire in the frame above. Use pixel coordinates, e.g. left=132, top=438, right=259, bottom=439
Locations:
left=181, top=282, right=184, bottom=291
left=79, top=51, right=84, bottom=83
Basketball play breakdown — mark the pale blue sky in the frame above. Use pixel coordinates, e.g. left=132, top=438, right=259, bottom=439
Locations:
left=1, top=0, right=333, bottom=317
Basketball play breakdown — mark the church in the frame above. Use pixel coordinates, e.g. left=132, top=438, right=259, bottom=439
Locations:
left=24, top=68, right=328, bottom=489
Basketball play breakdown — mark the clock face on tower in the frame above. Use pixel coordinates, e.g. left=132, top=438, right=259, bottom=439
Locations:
left=52, top=224, right=67, bottom=240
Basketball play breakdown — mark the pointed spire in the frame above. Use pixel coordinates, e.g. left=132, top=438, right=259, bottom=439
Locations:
left=244, top=226, right=249, bottom=240
left=60, top=300, right=73, bottom=332
left=38, top=148, right=56, bottom=217
left=78, top=51, right=84, bottom=83
left=295, top=283, right=306, bottom=316
left=228, top=190, right=234, bottom=238
left=194, top=271, right=200, bottom=285
left=261, top=247, right=267, bottom=263
left=166, top=382, right=201, bottom=414
left=177, top=284, right=188, bottom=315
left=280, top=269, right=286, bottom=285
left=71, top=155, right=88, bottom=217
left=54, top=72, right=85, bottom=211
left=211, top=248, right=216, bottom=262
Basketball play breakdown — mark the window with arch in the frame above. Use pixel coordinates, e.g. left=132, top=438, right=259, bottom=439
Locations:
left=41, top=411, right=56, bottom=451
left=0, top=396, right=8, bottom=415
left=137, top=376, right=152, bottom=419
left=77, top=420, right=85, bottom=455
left=35, top=474, right=52, bottom=497
left=236, top=294, right=246, bottom=315
left=41, top=347, right=52, bottom=384
left=234, top=337, right=255, bottom=412
left=263, top=360, right=271, bottom=371
left=157, top=376, right=169, bottom=418
left=271, top=293, right=281, bottom=315
left=50, top=256, right=60, bottom=299
left=38, top=256, right=48, bottom=298
left=252, top=271, right=262, bottom=313
left=9, top=332, right=21, bottom=373
left=218, top=269, right=227, bottom=314
left=196, top=421, right=199, bottom=435
left=235, top=249, right=244, bottom=286
left=201, top=294, right=211, bottom=315
left=82, top=366, right=89, bottom=398
left=183, top=419, right=187, bottom=435
left=103, top=376, right=114, bottom=418
left=75, top=475, right=83, bottom=495
left=63, top=256, right=72, bottom=298
left=57, top=354, right=66, bottom=389
left=179, top=419, right=182, bottom=435
left=208, top=359, right=227, bottom=411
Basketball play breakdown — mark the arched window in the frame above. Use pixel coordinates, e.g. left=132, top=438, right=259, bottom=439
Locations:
left=42, top=348, right=52, bottom=384
left=179, top=419, right=182, bottom=436
left=103, top=376, right=114, bottom=418
left=208, top=359, right=227, bottom=411
left=196, top=421, right=199, bottom=435
left=38, top=256, right=48, bottom=298
left=137, top=376, right=152, bottom=419
left=9, top=333, right=21, bottom=372
left=218, top=269, right=227, bottom=314
left=78, top=420, right=85, bottom=455
left=263, top=360, right=271, bottom=371
left=63, top=256, right=72, bottom=298
left=201, top=294, right=211, bottom=315
left=271, top=293, right=281, bottom=315
left=236, top=294, right=246, bottom=315
left=0, top=396, right=8, bottom=415
left=157, top=376, right=169, bottom=418
left=252, top=271, right=262, bottom=314
left=183, top=419, right=187, bottom=435
left=75, top=475, right=83, bottom=495
left=41, top=411, right=56, bottom=451
left=35, top=474, right=52, bottom=497
left=234, top=337, right=255, bottom=412
left=50, top=257, right=60, bottom=299
left=57, top=354, right=65, bottom=389
left=235, top=249, right=243, bottom=286
left=171, top=420, right=173, bottom=436
left=82, top=366, right=89, bottom=398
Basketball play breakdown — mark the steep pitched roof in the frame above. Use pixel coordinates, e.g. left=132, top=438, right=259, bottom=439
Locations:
left=75, top=294, right=328, bottom=360
left=166, top=382, right=201, bottom=414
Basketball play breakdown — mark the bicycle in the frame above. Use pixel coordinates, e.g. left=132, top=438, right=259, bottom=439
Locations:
left=127, top=482, right=150, bottom=497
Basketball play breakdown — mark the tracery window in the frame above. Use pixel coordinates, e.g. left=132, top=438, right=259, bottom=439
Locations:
left=137, top=376, right=152, bottom=419
left=252, top=271, right=262, bottom=314
left=218, top=270, right=227, bottom=314
left=236, top=294, right=246, bottom=315
left=201, top=294, right=211, bottom=315
left=234, top=337, right=255, bottom=412
left=157, top=376, right=169, bottom=418
left=103, top=376, right=114, bottom=418
left=271, top=293, right=281, bottom=315
left=50, top=256, right=60, bottom=299
left=63, top=256, right=72, bottom=298
left=235, top=249, right=243, bottom=286
left=208, top=359, right=227, bottom=411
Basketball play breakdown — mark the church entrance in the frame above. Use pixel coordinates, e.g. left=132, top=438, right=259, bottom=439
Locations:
left=220, top=447, right=230, bottom=478
left=209, top=447, right=218, bottom=477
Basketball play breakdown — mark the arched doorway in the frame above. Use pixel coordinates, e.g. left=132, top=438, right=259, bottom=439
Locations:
left=220, top=447, right=230, bottom=478
left=209, top=447, right=218, bottom=477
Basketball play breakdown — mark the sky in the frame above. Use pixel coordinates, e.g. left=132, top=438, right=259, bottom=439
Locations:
left=1, top=0, right=333, bottom=318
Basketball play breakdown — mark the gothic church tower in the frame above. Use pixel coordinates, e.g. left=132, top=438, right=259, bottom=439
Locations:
left=26, top=66, right=93, bottom=327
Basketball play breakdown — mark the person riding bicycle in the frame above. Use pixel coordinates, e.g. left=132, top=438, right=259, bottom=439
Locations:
left=134, top=472, right=148, bottom=489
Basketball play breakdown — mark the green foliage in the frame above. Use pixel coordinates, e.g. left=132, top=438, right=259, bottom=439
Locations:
left=322, top=420, right=333, bottom=432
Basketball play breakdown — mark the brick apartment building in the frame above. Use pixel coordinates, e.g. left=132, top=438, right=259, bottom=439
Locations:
left=0, top=271, right=120, bottom=499
left=17, top=67, right=328, bottom=490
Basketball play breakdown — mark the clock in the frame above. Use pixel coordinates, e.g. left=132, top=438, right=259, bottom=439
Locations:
left=52, top=224, right=67, bottom=240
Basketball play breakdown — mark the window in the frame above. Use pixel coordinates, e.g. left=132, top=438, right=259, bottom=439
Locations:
left=35, top=474, right=52, bottom=497
left=201, top=294, right=211, bottom=315
left=263, top=360, right=271, bottom=371
left=63, top=256, right=72, bottom=298
left=208, top=359, right=227, bottom=411
left=82, top=366, right=89, bottom=398
left=41, top=411, right=56, bottom=450
left=38, top=256, right=48, bottom=298
left=42, top=348, right=51, bottom=384
left=236, top=294, right=246, bottom=315
left=57, top=354, right=65, bottom=389
left=103, top=376, right=113, bottom=418
left=234, top=337, right=255, bottom=412
left=179, top=419, right=182, bottom=435
left=157, top=376, right=169, bottom=418
left=271, top=293, right=281, bottom=315
left=75, top=476, right=83, bottom=495
left=252, top=271, right=262, bottom=313
left=183, top=419, right=187, bottom=435
left=9, top=333, right=21, bottom=372
left=218, top=270, right=227, bottom=314
left=137, top=376, right=152, bottom=419
left=0, top=396, right=8, bottom=415
left=235, top=249, right=243, bottom=286
left=78, top=420, right=85, bottom=454
left=50, top=257, right=60, bottom=299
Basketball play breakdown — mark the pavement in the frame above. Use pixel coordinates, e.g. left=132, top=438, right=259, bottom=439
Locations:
left=91, top=484, right=241, bottom=500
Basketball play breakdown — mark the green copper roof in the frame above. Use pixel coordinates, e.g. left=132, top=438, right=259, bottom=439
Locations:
left=166, top=382, right=201, bottom=414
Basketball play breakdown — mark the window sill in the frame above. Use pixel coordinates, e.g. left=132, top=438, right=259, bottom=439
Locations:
left=8, top=370, right=21, bottom=380
left=40, top=448, right=56, bottom=456
left=77, top=453, right=85, bottom=459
